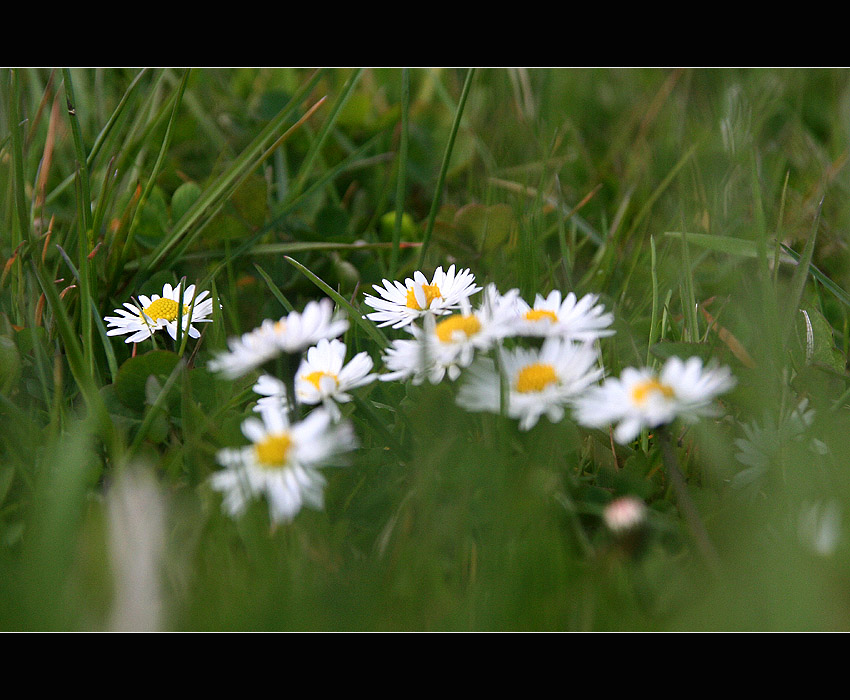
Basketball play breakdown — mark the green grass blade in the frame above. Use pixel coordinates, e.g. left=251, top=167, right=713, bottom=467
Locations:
left=253, top=263, right=294, bottom=313
left=783, top=196, right=823, bottom=343
left=119, top=69, right=190, bottom=266
left=662, top=230, right=796, bottom=263
left=284, top=255, right=389, bottom=349
left=390, top=68, right=411, bottom=277
left=291, top=68, right=363, bottom=199
left=144, top=70, right=326, bottom=272
left=626, top=143, right=697, bottom=240
left=30, top=260, right=118, bottom=456
left=418, top=68, right=476, bottom=268
left=781, top=242, right=850, bottom=309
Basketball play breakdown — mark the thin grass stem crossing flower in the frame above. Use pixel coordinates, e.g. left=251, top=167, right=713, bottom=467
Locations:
left=363, top=264, right=481, bottom=329
left=253, top=339, right=376, bottom=421
left=379, top=284, right=519, bottom=385
left=105, top=282, right=213, bottom=344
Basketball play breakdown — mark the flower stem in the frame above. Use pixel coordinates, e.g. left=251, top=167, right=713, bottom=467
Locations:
left=279, top=351, right=302, bottom=422
left=658, top=426, right=721, bottom=577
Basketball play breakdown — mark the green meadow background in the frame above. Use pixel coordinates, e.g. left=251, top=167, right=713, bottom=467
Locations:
left=2, top=67, right=850, bottom=630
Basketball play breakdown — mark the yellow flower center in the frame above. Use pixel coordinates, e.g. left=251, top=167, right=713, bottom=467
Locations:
left=302, top=370, right=339, bottom=392
left=141, top=297, right=189, bottom=323
left=254, top=432, right=292, bottom=468
left=515, top=363, right=559, bottom=393
left=435, top=314, right=482, bottom=343
left=524, top=309, right=558, bottom=323
left=406, top=283, right=443, bottom=310
left=630, top=378, right=675, bottom=405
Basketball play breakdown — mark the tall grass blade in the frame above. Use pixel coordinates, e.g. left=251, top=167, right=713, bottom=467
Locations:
left=390, top=68, right=410, bottom=277
left=284, top=255, right=388, bottom=349
left=418, top=68, right=476, bottom=267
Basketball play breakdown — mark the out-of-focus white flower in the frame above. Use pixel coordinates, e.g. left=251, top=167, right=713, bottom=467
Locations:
left=573, top=355, right=736, bottom=444
left=252, top=340, right=376, bottom=421
left=603, top=496, right=648, bottom=533
left=456, top=337, right=603, bottom=431
left=106, top=465, right=167, bottom=631
left=208, top=298, right=348, bottom=379
left=252, top=373, right=288, bottom=412
left=363, top=264, right=481, bottom=329
left=509, top=289, right=615, bottom=342
left=799, top=500, right=841, bottom=556
left=105, top=282, right=213, bottom=344
left=732, top=400, right=827, bottom=491
left=295, top=339, right=375, bottom=420
left=378, top=284, right=519, bottom=385
left=211, top=404, right=356, bottom=525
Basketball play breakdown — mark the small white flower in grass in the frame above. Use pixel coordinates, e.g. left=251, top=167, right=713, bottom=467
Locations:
left=104, top=282, right=213, bottom=344
left=363, top=264, right=481, bottom=329
left=573, top=355, right=736, bottom=444
left=208, top=298, right=349, bottom=379
left=252, top=341, right=375, bottom=420
left=456, top=337, right=603, bottom=431
left=379, top=284, right=520, bottom=385
left=211, top=404, right=356, bottom=525
left=295, top=339, right=375, bottom=420
left=510, top=289, right=615, bottom=342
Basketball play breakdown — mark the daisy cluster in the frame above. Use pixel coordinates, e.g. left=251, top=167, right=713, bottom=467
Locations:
left=206, top=298, right=374, bottom=525
left=363, top=264, right=736, bottom=440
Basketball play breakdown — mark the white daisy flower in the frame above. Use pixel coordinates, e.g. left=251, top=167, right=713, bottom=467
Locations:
left=363, top=264, right=481, bottom=329
left=104, top=282, right=213, bottom=344
left=294, top=339, right=376, bottom=421
left=509, top=289, right=615, bottom=342
left=252, top=373, right=288, bottom=412
left=378, top=284, right=519, bottom=385
left=573, top=355, right=736, bottom=444
left=208, top=298, right=349, bottom=379
left=456, top=337, right=604, bottom=431
left=210, top=404, right=356, bottom=525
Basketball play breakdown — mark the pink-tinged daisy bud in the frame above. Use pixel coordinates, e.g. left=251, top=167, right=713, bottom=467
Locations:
left=603, top=496, right=648, bottom=533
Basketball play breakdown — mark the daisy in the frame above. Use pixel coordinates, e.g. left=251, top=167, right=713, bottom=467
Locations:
left=208, top=298, right=349, bottom=379
left=379, top=284, right=519, bottom=385
left=210, top=404, right=356, bottom=525
left=573, top=355, right=736, bottom=444
left=294, top=338, right=376, bottom=420
left=252, top=373, right=288, bottom=412
left=105, top=282, right=213, bottom=344
left=509, top=289, right=615, bottom=342
left=456, top=337, right=603, bottom=431
left=363, top=264, right=481, bottom=329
